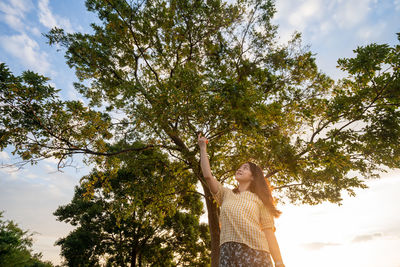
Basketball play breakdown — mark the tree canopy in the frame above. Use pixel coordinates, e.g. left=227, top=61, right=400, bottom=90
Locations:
left=54, top=145, right=210, bottom=266
left=1, top=0, right=399, bottom=265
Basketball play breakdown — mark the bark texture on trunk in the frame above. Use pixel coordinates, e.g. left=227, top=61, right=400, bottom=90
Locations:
left=138, top=251, right=142, bottom=267
left=202, top=182, right=221, bottom=267
left=130, top=246, right=137, bottom=267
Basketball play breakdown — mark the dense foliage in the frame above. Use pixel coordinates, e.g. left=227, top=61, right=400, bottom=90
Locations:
left=54, top=145, right=210, bottom=266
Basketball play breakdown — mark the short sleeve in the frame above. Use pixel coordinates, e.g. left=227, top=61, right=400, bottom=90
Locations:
left=210, top=182, right=229, bottom=207
left=259, top=204, right=275, bottom=230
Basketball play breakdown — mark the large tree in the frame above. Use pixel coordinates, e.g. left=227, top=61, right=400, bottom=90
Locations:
left=1, top=0, right=399, bottom=264
left=54, top=145, right=210, bottom=266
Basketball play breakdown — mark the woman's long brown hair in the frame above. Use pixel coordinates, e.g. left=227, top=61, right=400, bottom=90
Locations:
left=233, top=162, right=282, bottom=218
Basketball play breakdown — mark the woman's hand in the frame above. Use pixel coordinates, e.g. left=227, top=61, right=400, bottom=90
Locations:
left=198, top=132, right=209, bottom=149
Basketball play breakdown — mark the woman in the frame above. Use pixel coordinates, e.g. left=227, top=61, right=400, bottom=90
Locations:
left=198, top=133, right=285, bottom=267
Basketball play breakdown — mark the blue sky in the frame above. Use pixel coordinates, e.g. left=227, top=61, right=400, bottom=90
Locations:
left=0, top=0, right=400, bottom=265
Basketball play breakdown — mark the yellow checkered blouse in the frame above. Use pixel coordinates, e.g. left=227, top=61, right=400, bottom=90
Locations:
left=211, top=182, right=275, bottom=253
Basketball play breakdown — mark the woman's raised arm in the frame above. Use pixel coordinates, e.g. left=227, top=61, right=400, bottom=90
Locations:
left=198, top=132, right=221, bottom=195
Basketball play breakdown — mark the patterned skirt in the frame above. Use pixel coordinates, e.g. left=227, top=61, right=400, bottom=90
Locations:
left=219, top=241, right=273, bottom=267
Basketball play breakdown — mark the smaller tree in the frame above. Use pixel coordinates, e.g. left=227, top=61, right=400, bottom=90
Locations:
left=54, top=144, right=210, bottom=266
left=0, top=211, right=54, bottom=267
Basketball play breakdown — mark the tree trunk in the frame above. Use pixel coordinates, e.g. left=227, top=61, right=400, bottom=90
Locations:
left=130, top=246, right=137, bottom=267
left=201, top=182, right=220, bottom=267
left=169, top=135, right=221, bottom=266
left=138, top=251, right=142, bottom=267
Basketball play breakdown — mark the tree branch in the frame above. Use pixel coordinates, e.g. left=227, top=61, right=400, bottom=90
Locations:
left=274, top=183, right=303, bottom=190
left=104, top=0, right=162, bottom=87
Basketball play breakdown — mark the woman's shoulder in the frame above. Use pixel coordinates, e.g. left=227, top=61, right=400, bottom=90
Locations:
left=249, top=192, right=264, bottom=206
left=217, top=184, right=234, bottom=196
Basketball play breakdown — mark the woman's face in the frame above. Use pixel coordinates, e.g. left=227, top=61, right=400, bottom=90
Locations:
left=235, top=163, right=253, bottom=183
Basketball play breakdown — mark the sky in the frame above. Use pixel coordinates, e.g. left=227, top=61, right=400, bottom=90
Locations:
left=0, top=0, right=400, bottom=266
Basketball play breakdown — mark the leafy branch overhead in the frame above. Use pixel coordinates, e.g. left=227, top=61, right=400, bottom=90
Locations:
left=0, top=63, right=174, bottom=171
left=1, top=0, right=399, bottom=206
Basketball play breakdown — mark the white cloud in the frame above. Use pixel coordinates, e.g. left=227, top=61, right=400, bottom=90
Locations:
left=25, top=173, right=38, bottom=179
left=43, top=163, right=56, bottom=173
left=1, top=11, right=24, bottom=32
left=38, top=0, right=74, bottom=33
left=1, top=0, right=78, bottom=35
left=0, top=166, right=81, bottom=264
left=288, top=0, right=322, bottom=30
left=0, top=0, right=58, bottom=77
left=273, top=0, right=379, bottom=45
left=275, top=174, right=400, bottom=267
left=43, top=157, right=60, bottom=164
left=357, top=21, right=387, bottom=41
left=0, top=0, right=33, bottom=32
left=27, top=26, right=41, bottom=36
left=0, top=165, right=19, bottom=179
left=302, top=241, right=340, bottom=250
left=0, top=33, right=52, bottom=75
left=8, top=0, right=32, bottom=12
left=0, top=151, right=10, bottom=160
left=332, top=0, right=372, bottom=29
left=273, top=0, right=328, bottom=44
left=395, top=0, right=400, bottom=11
left=318, top=21, right=333, bottom=35
left=352, top=232, right=383, bottom=243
